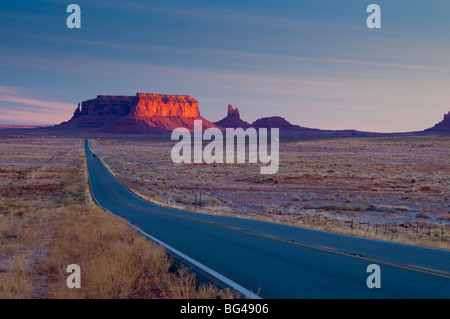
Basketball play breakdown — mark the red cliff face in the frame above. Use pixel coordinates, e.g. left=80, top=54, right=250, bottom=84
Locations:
left=72, top=95, right=134, bottom=128
left=133, top=93, right=200, bottom=118
left=75, top=93, right=199, bottom=119
left=60, top=92, right=214, bottom=134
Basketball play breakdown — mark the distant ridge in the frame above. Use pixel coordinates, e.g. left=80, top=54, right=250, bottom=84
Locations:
left=424, top=111, right=450, bottom=133
left=0, top=124, right=45, bottom=129
left=1, top=92, right=449, bottom=137
left=213, top=105, right=384, bottom=137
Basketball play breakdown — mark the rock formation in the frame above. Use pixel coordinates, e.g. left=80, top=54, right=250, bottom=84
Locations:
left=214, top=105, right=328, bottom=135
left=425, top=111, right=450, bottom=133
left=251, top=116, right=330, bottom=136
left=252, top=116, right=303, bottom=129
left=214, top=104, right=251, bottom=129
left=57, top=93, right=216, bottom=134
left=17, top=94, right=444, bottom=137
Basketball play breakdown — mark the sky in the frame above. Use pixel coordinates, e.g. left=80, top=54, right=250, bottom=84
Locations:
left=1, top=0, right=450, bottom=132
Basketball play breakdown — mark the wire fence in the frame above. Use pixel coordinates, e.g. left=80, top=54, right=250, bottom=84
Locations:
left=162, top=191, right=448, bottom=244
left=231, top=199, right=448, bottom=242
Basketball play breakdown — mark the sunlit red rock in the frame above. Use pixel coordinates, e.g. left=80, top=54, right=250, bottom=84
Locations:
left=59, top=92, right=215, bottom=134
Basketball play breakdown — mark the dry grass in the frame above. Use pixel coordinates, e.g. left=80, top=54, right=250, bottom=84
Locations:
left=0, top=137, right=239, bottom=299
left=43, top=206, right=238, bottom=299
left=0, top=254, right=36, bottom=299
left=245, top=212, right=449, bottom=249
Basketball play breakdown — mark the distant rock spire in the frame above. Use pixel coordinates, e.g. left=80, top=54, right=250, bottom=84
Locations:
left=73, top=103, right=82, bottom=117
left=227, top=104, right=240, bottom=118
left=214, top=104, right=250, bottom=129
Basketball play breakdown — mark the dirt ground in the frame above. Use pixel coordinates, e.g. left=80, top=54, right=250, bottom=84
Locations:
left=0, top=136, right=238, bottom=298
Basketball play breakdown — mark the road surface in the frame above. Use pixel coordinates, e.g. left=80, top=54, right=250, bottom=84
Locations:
left=85, top=139, right=450, bottom=298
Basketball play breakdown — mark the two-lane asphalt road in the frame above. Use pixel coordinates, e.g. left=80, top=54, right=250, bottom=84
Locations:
left=85, top=139, right=450, bottom=298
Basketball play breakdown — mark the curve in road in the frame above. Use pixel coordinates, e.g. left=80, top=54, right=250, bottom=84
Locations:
left=85, top=139, right=450, bottom=299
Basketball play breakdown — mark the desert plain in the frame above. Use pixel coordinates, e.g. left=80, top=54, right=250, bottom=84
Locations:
left=0, top=134, right=449, bottom=298
left=89, top=134, right=450, bottom=247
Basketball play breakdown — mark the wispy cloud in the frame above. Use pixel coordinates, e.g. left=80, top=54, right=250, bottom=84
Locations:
left=0, top=86, right=75, bottom=125
left=0, top=95, right=74, bottom=111
left=0, top=109, right=62, bottom=125
left=102, top=0, right=343, bottom=29
left=0, top=86, right=21, bottom=94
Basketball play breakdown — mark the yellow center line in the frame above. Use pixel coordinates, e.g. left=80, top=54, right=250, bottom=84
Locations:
left=406, top=265, right=450, bottom=276
left=316, top=245, right=338, bottom=251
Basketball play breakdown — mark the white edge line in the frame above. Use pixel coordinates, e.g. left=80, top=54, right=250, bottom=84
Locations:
left=86, top=146, right=261, bottom=300
left=132, top=226, right=262, bottom=300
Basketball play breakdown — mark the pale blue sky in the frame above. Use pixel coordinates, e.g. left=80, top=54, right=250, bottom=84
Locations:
left=1, top=0, right=450, bottom=132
